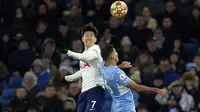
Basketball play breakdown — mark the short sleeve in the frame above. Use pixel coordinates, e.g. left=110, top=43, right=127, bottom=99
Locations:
left=114, top=69, right=131, bottom=86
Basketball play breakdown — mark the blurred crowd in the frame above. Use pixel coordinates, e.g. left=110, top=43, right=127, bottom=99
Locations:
left=1, top=0, right=200, bottom=112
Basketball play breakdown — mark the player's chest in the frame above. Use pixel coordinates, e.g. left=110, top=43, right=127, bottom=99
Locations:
left=80, top=61, right=91, bottom=69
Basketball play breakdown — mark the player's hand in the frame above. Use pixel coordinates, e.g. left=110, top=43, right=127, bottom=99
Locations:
left=57, top=44, right=68, bottom=54
left=118, top=61, right=132, bottom=68
left=157, top=89, right=167, bottom=97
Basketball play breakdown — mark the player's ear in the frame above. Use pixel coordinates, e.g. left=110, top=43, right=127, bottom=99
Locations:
left=94, top=37, right=97, bottom=42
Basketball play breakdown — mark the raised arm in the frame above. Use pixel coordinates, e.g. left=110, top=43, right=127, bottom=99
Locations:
left=65, top=70, right=82, bottom=82
left=67, top=49, right=98, bottom=62
left=57, top=44, right=98, bottom=62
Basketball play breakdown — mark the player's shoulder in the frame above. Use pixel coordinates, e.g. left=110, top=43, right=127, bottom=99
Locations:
left=89, top=45, right=100, bottom=52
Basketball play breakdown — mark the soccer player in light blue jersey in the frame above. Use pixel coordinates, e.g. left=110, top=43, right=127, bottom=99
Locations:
left=100, top=44, right=167, bottom=112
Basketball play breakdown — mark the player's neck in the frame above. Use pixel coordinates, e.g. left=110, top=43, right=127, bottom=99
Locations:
left=104, top=60, right=116, bottom=66
left=84, top=44, right=94, bottom=50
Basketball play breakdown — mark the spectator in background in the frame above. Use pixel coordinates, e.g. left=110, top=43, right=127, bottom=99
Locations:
left=135, top=51, right=156, bottom=86
left=184, top=6, right=200, bottom=43
left=170, top=52, right=186, bottom=75
left=53, top=63, right=73, bottom=90
left=65, top=5, right=82, bottom=33
left=37, top=85, right=62, bottom=112
left=10, top=87, right=29, bottom=112
left=11, top=6, right=26, bottom=36
left=62, top=97, right=77, bottom=112
left=130, top=15, right=153, bottom=50
left=146, top=37, right=164, bottom=65
left=155, top=58, right=180, bottom=86
left=163, top=1, right=179, bottom=25
left=30, top=58, right=50, bottom=88
left=170, top=38, right=188, bottom=61
left=8, top=39, right=35, bottom=75
left=105, top=16, right=124, bottom=48
left=142, top=7, right=157, bottom=31
left=154, top=28, right=171, bottom=52
left=54, top=20, right=74, bottom=49
left=193, top=53, right=200, bottom=77
left=22, top=71, right=41, bottom=105
left=28, top=19, right=49, bottom=53
left=67, top=81, right=80, bottom=103
left=41, top=55, right=57, bottom=84
left=0, top=32, right=13, bottom=66
left=155, top=80, right=194, bottom=112
left=181, top=72, right=200, bottom=105
left=41, top=38, right=61, bottom=67
left=118, top=36, right=138, bottom=66
left=161, top=17, right=177, bottom=41
left=83, top=0, right=109, bottom=31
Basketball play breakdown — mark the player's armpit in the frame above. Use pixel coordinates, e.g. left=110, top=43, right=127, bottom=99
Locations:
left=67, top=49, right=98, bottom=62
left=127, top=80, right=167, bottom=97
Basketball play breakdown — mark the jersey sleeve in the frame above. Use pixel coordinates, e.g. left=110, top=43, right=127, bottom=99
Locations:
left=67, top=48, right=98, bottom=62
left=65, top=70, right=82, bottom=82
left=114, top=69, right=131, bottom=86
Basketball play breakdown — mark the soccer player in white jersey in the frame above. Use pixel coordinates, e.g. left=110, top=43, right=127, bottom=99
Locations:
left=57, top=23, right=131, bottom=112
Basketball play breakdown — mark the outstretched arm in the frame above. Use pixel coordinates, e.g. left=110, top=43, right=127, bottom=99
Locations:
left=127, top=80, right=166, bottom=96
left=67, top=49, right=98, bottom=62
left=114, top=71, right=166, bottom=97
left=65, top=70, right=82, bottom=82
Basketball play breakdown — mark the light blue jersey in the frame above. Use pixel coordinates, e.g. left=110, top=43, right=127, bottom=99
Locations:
left=100, top=62, right=136, bottom=112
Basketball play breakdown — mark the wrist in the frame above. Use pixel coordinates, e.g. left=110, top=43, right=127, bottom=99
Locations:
left=154, top=88, right=160, bottom=93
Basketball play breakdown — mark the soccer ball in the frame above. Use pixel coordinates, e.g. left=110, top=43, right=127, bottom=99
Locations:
left=110, top=1, right=128, bottom=19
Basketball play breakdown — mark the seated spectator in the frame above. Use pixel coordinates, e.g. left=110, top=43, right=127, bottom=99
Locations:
left=170, top=52, right=186, bottom=75
left=22, top=71, right=41, bottom=104
left=67, top=81, right=80, bottom=103
left=142, top=7, right=157, bottom=31
left=41, top=38, right=61, bottom=67
left=153, top=72, right=165, bottom=89
left=10, top=87, right=29, bottom=112
left=37, top=85, right=62, bottom=112
left=135, top=51, right=156, bottom=86
left=181, top=72, right=200, bottom=105
left=62, top=97, right=77, bottom=112
left=146, top=37, right=164, bottom=65
left=53, top=63, right=73, bottom=90
left=8, top=39, right=35, bottom=75
left=170, top=38, right=189, bottom=61
left=193, top=52, right=200, bottom=77
left=41, top=55, right=57, bottom=84
left=155, top=80, right=194, bottom=112
left=155, top=58, right=180, bottom=86
left=31, top=58, right=50, bottom=88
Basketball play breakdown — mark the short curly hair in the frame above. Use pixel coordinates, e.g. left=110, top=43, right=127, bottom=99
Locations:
left=81, top=23, right=98, bottom=37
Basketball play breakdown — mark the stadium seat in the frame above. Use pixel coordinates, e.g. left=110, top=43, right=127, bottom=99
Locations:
left=183, top=43, right=198, bottom=55
left=8, top=76, right=23, bottom=88
left=1, top=88, right=15, bottom=99
left=0, top=88, right=15, bottom=107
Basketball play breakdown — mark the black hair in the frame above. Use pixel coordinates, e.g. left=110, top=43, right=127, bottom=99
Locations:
left=101, top=44, right=114, bottom=61
left=15, top=86, right=27, bottom=94
left=81, top=23, right=98, bottom=37
left=58, top=20, right=68, bottom=26
left=45, top=84, right=55, bottom=89
left=159, top=57, right=169, bottom=63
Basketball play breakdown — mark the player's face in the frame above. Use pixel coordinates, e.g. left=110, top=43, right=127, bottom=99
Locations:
left=111, top=48, right=119, bottom=63
left=82, top=31, right=96, bottom=48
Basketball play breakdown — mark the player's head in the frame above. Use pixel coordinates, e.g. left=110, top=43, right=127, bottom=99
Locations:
left=101, top=44, right=119, bottom=63
left=81, top=23, right=98, bottom=48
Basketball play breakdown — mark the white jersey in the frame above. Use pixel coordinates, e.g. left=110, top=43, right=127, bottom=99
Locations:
left=65, top=45, right=104, bottom=92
